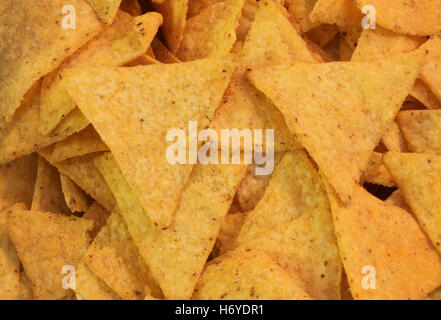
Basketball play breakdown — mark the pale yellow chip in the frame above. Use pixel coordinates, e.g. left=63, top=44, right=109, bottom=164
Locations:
left=236, top=150, right=327, bottom=245
left=247, top=51, right=425, bottom=203
left=40, top=11, right=162, bottom=135
left=310, top=0, right=363, bottom=27
left=31, top=156, right=71, bottom=215
left=177, top=0, right=245, bottom=61
left=75, top=260, right=121, bottom=300
left=397, top=110, right=441, bottom=155
left=95, top=153, right=246, bottom=299
left=0, top=154, right=38, bottom=209
left=360, top=152, right=395, bottom=187
left=51, top=126, right=109, bottom=163
left=384, top=152, right=441, bottom=255
left=51, top=108, right=91, bottom=138
left=60, top=173, right=91, bottom=213
left=153, top=0, right=189, bottom=53
left=86, top=0, right=122, bottom=24
left=214, top=212, right=248, bottom=255
left=193, top=250, right=311, bottom=300
left=62, top=57, right=234, bottom=228
left=212, top=0, right=320, bottom=153
left=7, top=205, right=93, bottom=300
left=354, top=0, right=441, bottom=36
left=85, top=211, right=162, bottom=300
left=0, top=0, right=103, bottom=121
left=328, top=184, right=441, bottom=300
left=39, top=147, right=116, bottom=212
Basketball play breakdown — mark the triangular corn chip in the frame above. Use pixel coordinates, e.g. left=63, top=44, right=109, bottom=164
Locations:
left=310, top=0, right=362, bottom=27
left=354, top=0, right=441, bottom=36
left=212, top=0, right=319, bottom=152
left=60, top=174, right=91, bottom=213
left=328, top=184, right=441, bottom=300
left=31, top=156, right=71, bottom=215
left=247, top=51, right=425, bottom=203
left=177, top=0, right=245, bottom=61
left=193, top=250, right=311, bottom=300
left=85, top=211, right=162, bottom=300
left=120, top=0, right=142, bottom=16
left=381, top=120, right=408, bottom=152
left=51, top=126, right=109, bottom=163
left=419, top=36, right=441, bottom=104
left=360, top=152, right=395, bottom=187
left=86, top=0, right=122, bottom=24
left=397, top=110, right=441, bottom=155
left=94, top=153, right=246, bottom=299
left=410, top=79, right=441, bottom=110
left=0, top=0, right=103, bottom=121
left=153, top=0, right=189, bottom=53
left=82, top=202, right=110, bottom=239
left=62, top=57, right=235, bottom=228
left=0, top=154, right=38, bottom=208
left=384, top=152, right=441, bottom=255
left=385, top=190, right=410, bottom=212
left=285, top=0, right=320, bottom=32
left=151, top=38, right=181, bottom=63
left=307, top=24, right=339, bottom=47
left=7, top=205, right=93, bottom=300
left=40, top=11, right=162, bottom=135
left=214, top=212, right=248, bottom=255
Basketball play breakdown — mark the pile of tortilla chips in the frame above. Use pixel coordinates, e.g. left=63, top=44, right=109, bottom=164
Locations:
left=1, top=0, right=441, bottom=301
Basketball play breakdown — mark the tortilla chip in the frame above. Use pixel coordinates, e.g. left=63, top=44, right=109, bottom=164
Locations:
left=285, top=0, right=320, bottom=33
left=385, top=190, right=410, bottom=212
left=381, top=121, right=408, bottom=152
left=247, top=51, right=425, bottom=203
left=410, top=79, right=441, bottom=110
left=51, top=108, right=91, bottom=139
left=7, top=205, right=93, bottom=300
left=193, top=250, right=311, bottom=300
left=354, top=0, right=441, bottom=36
left=75, top=260, right=121, bottom=300
left=0, top=154, right=38, bottom=208
left=151, top=38, right=181, bottom=63
left=40, top=10, right=162, bottom=135
left=62, top=57, right=234, bottom=229
left=83, top=202, right=111, bottom=239
left=95, top=153, right=246, bottom=299
left=188, top=0, right=222, bottom=17
left=85, top=211, right=162, bottom=300
left=214, top=212, right=248, bottom=255
left=419, top=37, right=441, bottom=104
left=351, top=26, right=426, bottom=62
left=31, top=156, right=71, bottom=215
left=125, top=54, right=161, bottom=66
left=39, top=148, right=117, bottom=212
left=310, top=0, right=363, bottom=27
left=384, top=152, right=441, bottom=255
left=328, top=184, right=441, bottom=299
left=153, top=0, right=189, bottom=53
left=120, top=0, right=142, bottom=16
left=0, top=80, right=79, bottom=164
left=360, top=152, right=395, bottom=187
left=339, top=37, right=353, bottom=61
left=322, top=34, right=340, bottom=61
left=177, top=0, right=245, bottom=61
left=397, top=110, right=441, bottom=155
left=237, top=206, right=341, bottom=300
left=0, top=0, right=103, bottom=121
left=236, top=150, right=326, bottom=244
left=339, top=26, right=362, bottom=51
left=212, top=0, right=320, bottom=153
left=51, top=126, right=109, bottom=163
left=306, top=24, right=339, bottom=47
left=86, top=0, right=122, bottom=24
left=60, top=174, right=91, bottom=213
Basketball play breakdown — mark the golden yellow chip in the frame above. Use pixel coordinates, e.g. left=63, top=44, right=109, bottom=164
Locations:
left=247, top=51, right=425, bottom=203
left=381, top=120, right=408, bottom=152
left=339, top=36, right=353, bottom=61
left=62, top=57, right=234, bottom=228
left=151, top=38, right=181, bottom=63
left=86, top=0, right=122, bottom=24
left=360, top=152, right=395, bottom=187
left=82, top=202, right=111, bottom=239
left=410, top=79, right=441, bottom=110
left=120, top=0, right=143, bottom=16
left=306, top=24, right=339, bottom=48
left=0, top=154, right=38, bottom=209
left=60, top=174, right=91, bottom=213
left=193, top=250, right=311, bottom=300
left=384, top=152, right=441, bottom=255
left=40, top=11, right=162, bottom=135
left=354, top=0, right=441, bottom=36
left=397, top=110, right=441, bottom=155
left=385, top=190, right=410, bottom=212
left=31, top=156, right=71, bottom=215
left=95, top=153, right=246, bottom=299
left=328, top=184, right=441, bottom=300
left=214, top=212, right=248, bottom=255
left=153, top=0, right=189, bottom=53
left=419, top=36, right=441, bottom=104
left=85, top=211, right=162, bottom=300
left=310, top=0, right=363, bottom=27
left=285, top=0, right=320, bottom=33
left=0, top=0, right=103, bottom=121
left=7, top=205, right=93, bottom=300
left=51, top=126, right=109, bottom=163
left=177, top=0, right=245, bottom=61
